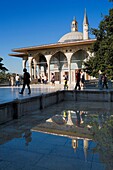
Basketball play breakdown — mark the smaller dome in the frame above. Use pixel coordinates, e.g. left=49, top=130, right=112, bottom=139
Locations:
left=58, top=32, right=83, bottom=43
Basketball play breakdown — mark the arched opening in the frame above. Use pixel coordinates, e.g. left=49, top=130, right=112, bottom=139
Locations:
left=31, top=53, right=47, bottom=81
left=50, top=51, right=67, bottom=83
left=70, top=50, right=88, bottom=83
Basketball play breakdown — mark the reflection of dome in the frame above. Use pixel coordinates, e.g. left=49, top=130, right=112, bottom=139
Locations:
left=58, top=32, right=83, bottom=43
left=52, top=115, right=66, bottom=125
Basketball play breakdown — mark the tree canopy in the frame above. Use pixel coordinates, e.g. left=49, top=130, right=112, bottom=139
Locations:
left=0, top=57, right=8, bottom=72
left=84, top=8, right=113, bottom=79
left=91, top=116, right=113, bottom=170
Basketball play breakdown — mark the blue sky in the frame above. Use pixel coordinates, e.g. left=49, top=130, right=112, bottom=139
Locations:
left=0, top=0, right=112, bottom=74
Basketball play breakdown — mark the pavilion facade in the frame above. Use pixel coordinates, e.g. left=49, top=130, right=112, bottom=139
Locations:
left=9, top=10, right=96, bottom=85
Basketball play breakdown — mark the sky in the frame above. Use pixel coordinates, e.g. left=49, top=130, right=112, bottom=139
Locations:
left=0, top=0, right=113, bottom=74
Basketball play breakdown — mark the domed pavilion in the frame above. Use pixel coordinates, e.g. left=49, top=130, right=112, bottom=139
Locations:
left=9, top=10, right=96, bottom=85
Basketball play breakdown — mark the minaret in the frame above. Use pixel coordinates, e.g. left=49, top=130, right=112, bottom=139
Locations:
left=66, top=111, right=73, bottom=125
left=83, top=9, right=89, bottom=40
left=83, top=138, right=88, bottom=162
left=71, top=17, right=78, bottom=32
left=72, top=138, right=78, bottom=152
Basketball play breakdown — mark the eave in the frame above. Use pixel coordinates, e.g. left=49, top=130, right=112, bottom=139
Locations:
left=9, top=53, right=28, bottom=58
left=9, top=39, right=96, bottom=57
left=12, top=39, right=96, bottom=53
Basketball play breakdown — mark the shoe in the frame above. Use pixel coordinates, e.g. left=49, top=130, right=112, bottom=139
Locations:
left=19, top=92, right=23, bottom=94
left=28, top=92, right=31, bottom=95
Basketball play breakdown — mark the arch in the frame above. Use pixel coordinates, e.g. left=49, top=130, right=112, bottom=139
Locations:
left=50, top=51, right=68, bottom=83
left=71, top=49, right=88, bottom=69
left=28, top=53, right=48, bottom=80
left=50, top=51, right=68, bottom=70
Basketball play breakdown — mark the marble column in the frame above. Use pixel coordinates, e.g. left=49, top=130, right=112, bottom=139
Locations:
left=28, top=56, right=33, bottom=79
left=64, top=53, right=73, bottom=85
left=33, top=59, right=37, bottom=79
left=45, top=55, right=52, bottom=83
left=22, top=58, right=26, bottom=70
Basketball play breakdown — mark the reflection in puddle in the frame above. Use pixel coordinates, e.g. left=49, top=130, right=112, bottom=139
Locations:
left=0, top=130, right=106, bottom=170
left=72, top=138, right=89, bottom=162
left=46, top=110, right=113, bottom=130
left=23, top=129, right=32, bottom=146
left=44, top=109, right=113, bottom=170
left=0, top=102, right=113, bottom=170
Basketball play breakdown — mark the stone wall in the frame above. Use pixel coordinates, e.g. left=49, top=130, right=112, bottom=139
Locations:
left=0, top=90, right=113, bottom=125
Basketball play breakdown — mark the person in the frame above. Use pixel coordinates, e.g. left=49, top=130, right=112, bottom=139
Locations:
left=98, top=70, right=103, bottom=90
left=51, top=73, right=55, bottom=85
left=19, top=68, right=31, bottom=94
left=15, top=74, right=20, bottom=86
left=80, top=70, right=85, bottom=88
left=102, top=73, right=108, bottom=89
left=10, top=76, right=14, bottom=86
left=74, top=69, right=81, bottom=90
left=63, top=74, right=68, bottom=89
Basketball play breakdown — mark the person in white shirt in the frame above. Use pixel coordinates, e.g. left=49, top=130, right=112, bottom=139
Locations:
left=15, top=74, right=20, bottom=86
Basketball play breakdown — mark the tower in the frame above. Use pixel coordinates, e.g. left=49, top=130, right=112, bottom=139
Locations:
left=71, top=17, right=78, bottom=32
left=83, top=9, right=89, bottom=40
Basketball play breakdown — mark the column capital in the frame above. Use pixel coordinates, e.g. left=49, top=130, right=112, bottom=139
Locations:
left=64, top=52, right=73, bottom=63
left=45, top=54, right=52, bottom=65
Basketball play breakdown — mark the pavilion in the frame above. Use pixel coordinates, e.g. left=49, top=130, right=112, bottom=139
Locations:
left=9, top=10, right=96, bottom=85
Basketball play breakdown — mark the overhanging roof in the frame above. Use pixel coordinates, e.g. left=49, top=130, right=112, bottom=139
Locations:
left=9, top=39, right=96, bottom=57
left=8, top=53, right=28, bottom=58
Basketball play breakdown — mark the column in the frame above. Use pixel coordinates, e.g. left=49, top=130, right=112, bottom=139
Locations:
left=22, top=59, right=26, bottom=70
left=45, top=55, right=52, bottom=83
left=22, top=56, right=28, bottom=70
left=86, top=51, right=92, bottom=60
left=86, top=51, right=93, bottom=80
left=33, top=59, right=37, bottom=79
left=28, top=56, right=33, bottom=79
left=64, top=53, right=73, bottom=85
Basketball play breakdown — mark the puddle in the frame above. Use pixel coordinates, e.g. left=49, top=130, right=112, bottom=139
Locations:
left=0, top=131, right=106, bottom=170
left=0, top=101, right=113, bottom=169
left=35, top=109, right=113, bottom=139
left=49, top=109, right=113, bottom=128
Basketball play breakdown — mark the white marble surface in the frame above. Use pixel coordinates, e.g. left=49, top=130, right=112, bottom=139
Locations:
left=0, top=84, right=64, bottom=104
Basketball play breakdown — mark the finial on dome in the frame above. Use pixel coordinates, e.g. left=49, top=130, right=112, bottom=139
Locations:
left=71, top=17, right=78, bottom=32
left=73, top=16, right=76, bottom=21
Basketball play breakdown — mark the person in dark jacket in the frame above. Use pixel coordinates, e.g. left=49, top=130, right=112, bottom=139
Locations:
left=102, top=73, right=108, bottom=89
left=74, top=69, right=81, bottom=90
left=19, top=68, right=31, bottom=94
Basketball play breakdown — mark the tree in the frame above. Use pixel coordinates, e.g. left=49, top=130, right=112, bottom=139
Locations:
left=84, top=8, right=113, bottom=79
left=0, top=57, right=8, bottom=72
left=91, top=117, right=113, bottom=170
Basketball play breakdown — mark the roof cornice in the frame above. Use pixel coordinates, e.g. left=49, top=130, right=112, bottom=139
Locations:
left=12, top=39, right=96, bottom=53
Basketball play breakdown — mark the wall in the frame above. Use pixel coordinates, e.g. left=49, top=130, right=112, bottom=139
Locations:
left=0, top=90, right=113, bottom=125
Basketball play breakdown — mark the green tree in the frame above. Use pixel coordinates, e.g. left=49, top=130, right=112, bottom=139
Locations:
left=0, top=57, right=8, bottom=72
left=91, top=117, right=113, bottom=170
left=84, top=8, right=113, bottom=79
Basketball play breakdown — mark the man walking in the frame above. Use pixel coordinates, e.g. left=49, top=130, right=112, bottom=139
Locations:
left=19, top=68, right=31, bottom=94
left=74, top=69, right=81, bottom=90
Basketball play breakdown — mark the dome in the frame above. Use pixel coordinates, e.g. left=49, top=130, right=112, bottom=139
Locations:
left=58, top=31, right=83, bottom=43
